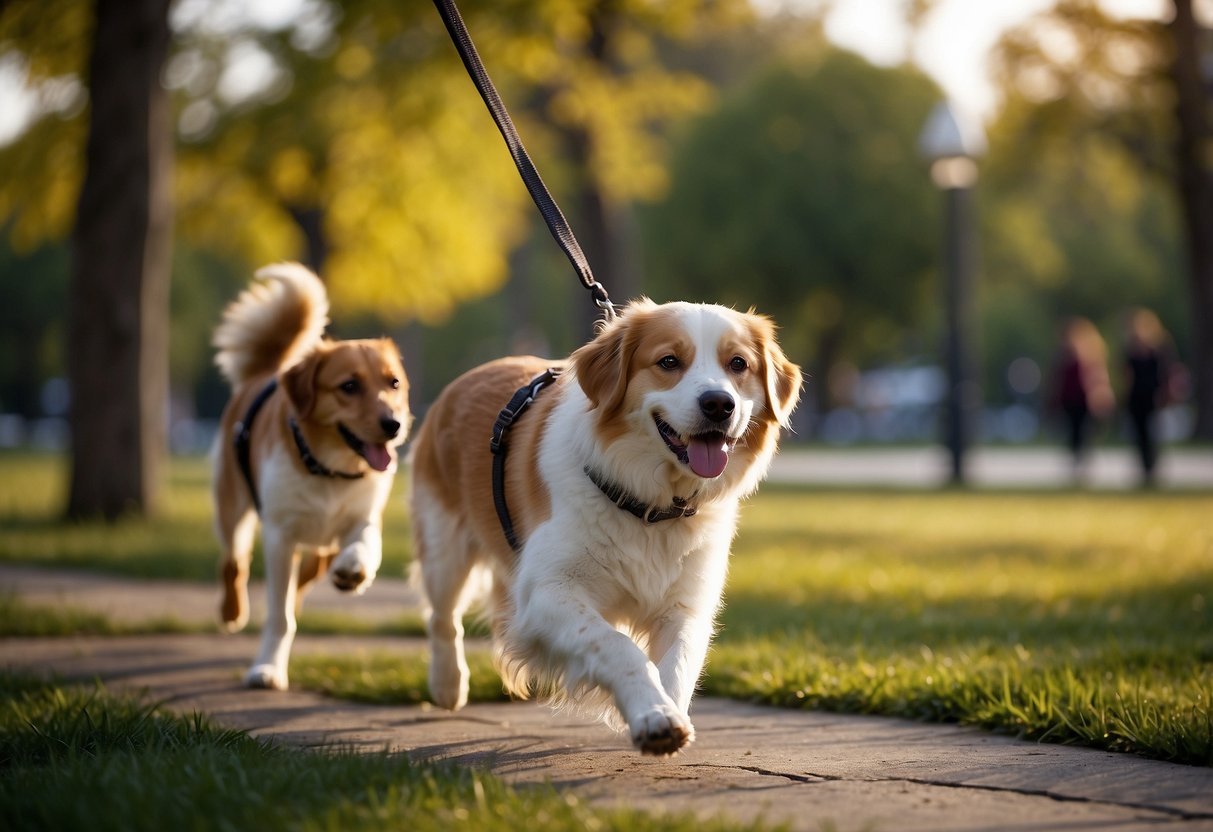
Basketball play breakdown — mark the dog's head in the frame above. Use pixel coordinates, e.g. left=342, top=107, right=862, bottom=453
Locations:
left=571, top=299, right=800, bottom=492
left=281, top=338, right=411, bottom=472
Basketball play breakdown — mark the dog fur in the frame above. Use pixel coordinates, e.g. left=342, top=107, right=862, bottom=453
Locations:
left=409, top=299, right=800, bottom=754
left=212, top=262, right=410, bottom=690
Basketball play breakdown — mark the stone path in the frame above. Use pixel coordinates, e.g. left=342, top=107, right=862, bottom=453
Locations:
left=2, top=565, right=1212, bottom=831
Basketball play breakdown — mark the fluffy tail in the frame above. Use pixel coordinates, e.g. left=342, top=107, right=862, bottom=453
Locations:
left=213, top=262, right=330, bottom=386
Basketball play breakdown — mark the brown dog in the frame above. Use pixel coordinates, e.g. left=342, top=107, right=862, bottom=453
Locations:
left=212, top=262, right=410, bottom=689
left=409, top=299, right=800, bottom=753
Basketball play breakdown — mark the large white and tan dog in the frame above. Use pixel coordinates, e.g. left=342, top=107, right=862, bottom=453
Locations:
left=410, top=299, right=800, bottom=754
left=212, top=263, right=410, bottom=690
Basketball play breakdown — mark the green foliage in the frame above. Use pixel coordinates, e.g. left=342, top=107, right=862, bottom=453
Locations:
left=644, top=47, right=942, bottom=370
left=0, top=243, right=68, bottom=416
left=980, top=0, right=1189, bottom=402
left=1, top=0, right=749, bottom=326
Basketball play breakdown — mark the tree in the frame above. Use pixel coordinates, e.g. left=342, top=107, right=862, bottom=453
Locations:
left=65, top=0, right=173, bottom=519
left=991, top=0, right=1213, bottom=438
left=1167, top=0, right=1213, bottom=439
left=643, top=47, right=942, bottom=417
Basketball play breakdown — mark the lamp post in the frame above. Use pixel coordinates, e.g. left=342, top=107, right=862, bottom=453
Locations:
left=918, top=101, right=986, bottom=486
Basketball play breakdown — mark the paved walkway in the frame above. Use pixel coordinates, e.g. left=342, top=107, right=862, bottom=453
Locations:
left=769, top=446, right=1213, bottom=489
left=3, top=565, right=1212, bottom=830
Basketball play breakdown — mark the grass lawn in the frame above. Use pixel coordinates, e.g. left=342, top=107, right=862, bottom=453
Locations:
left=0, top=452, right=413, bottom=581
left=3, top=451, right=1211, bottom=764
left=0, top=672, right=758, bottom=832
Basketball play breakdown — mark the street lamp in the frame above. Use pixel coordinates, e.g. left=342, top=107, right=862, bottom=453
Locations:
left=918, top=101, right=986, bottom=485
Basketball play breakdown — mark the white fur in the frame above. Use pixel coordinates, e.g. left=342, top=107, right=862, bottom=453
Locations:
left=239, top=446, right=395, bottom=690
left=414, top=303, right=796, bottom=755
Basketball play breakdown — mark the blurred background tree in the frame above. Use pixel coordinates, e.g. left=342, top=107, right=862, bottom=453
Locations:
left=986, top=0, right=1210, bottom=436
left=644, top=44, right=941, bottom=422
left=0, top=0, right=1209, bottom=506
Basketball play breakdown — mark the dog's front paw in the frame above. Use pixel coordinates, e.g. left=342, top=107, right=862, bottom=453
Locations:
left=244, top=664, right=288, bottom=690
left=428, top=657, right=469, bottom=711
left=630, top=705, right=694, bottom=755
left=331, top=546, right=377, bottom=594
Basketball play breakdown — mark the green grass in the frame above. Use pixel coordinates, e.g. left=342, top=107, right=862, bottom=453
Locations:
left=0, top=452, right=414, bottom=581
left=0, top=595, right=201, bottom=636
left=0, top=594, right=431, bottom=639
left=3, top=452, right=1212, bottom=765
left=291, top=649, right=509, bottom=705
left=0, top=673, right=765, bottom=832
left=709, top=490, right=1213, bottom=765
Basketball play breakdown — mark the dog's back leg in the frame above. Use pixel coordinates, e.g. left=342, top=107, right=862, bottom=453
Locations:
left=296, top=547, right=334, bottom=612
left=217, top=504, right=257, bottom=633
left=413, top=487, right=482, bottom=711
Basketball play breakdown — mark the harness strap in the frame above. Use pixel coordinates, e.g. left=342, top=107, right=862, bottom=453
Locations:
left=490, top=368, right=563, bottom=551
left=233, top=378, right=365, bottom=515
left=583, top=466, right=698, bottom=524
left=233, top=378, right=279, bottom=513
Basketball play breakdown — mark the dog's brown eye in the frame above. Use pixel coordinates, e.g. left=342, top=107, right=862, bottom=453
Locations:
left=657, top=355, right=680, bottom=371
left=729, top=356, right=748, bottom=373
left=388, top=377, right=400, bottom=390
left=339, top=379, right=361, bottom=395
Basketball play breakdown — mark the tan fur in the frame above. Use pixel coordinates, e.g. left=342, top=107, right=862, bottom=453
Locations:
left=213, top=262, right=329, bottom=386
left=410, top=299, right=802, bottom=752
left=409, top=356, right=561, bottom=571
left=212, top=264, right=409, bottom=689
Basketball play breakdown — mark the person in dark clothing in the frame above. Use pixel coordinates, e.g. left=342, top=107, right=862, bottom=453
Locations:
left=1123, top=309, right=1172, bottom=486
left=1050, top=317, right=1114, bottom=480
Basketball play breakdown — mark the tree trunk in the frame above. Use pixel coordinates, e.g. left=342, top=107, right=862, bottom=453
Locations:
left=811, top=322, right=845, bottom=431
left=570, top=128, right=621, bottom=341
left=67, top=0, right=173, bottom=520
left=1169, top=0, right=1213, bottom=440
left=286, top=204, right=329, bottom=276
left=567, top=0, right=634, bottom=342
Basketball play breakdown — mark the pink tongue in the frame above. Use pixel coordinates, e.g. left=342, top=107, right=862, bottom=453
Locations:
left=687, top=437, right=729, bottom=479
left=363, top=443, right=393, bottom=472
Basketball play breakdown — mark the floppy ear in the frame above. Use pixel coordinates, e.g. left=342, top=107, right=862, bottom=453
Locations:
left=281, top=351, right=323, bottom=419
left=571, top=322, right=630, bottom=420
left=763, top=338, right=802, bottom=429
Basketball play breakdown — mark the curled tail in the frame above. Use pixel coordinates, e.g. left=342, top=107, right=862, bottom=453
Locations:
left=213, top=262, right=330, bottom=386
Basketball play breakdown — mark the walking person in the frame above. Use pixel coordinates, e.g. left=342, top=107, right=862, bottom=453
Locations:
left=1123, top=308, right=1173, bottom=486
left=1049, top=317, right=1114, bottom=481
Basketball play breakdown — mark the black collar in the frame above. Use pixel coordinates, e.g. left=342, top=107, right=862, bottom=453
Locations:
left=583, top=466, right=698, bottom=524
left=289, top=417, right=364, bottom=481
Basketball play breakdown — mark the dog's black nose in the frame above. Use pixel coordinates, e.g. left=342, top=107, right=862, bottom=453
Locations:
left=380, top=417, right=402, bottom=439
left=698, top=390, right=735, bottom=423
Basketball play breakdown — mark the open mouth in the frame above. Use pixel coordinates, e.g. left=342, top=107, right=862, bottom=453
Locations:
left=654, top=415, right=737, bottom=479
left=338, top=423, right=393, bottom=472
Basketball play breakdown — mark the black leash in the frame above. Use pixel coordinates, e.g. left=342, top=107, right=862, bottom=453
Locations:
left=432, top=0, right=616, bottom=324
left=489, top=367, right=564, bottom=551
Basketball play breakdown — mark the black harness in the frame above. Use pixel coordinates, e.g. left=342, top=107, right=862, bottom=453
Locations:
left=233, top=378, right=362, bottom=514
left=489, top=369, right=700, bottom=551
left=490, top=368, right=563, bottom=551
left=233, top=379, right=278, bottom=513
